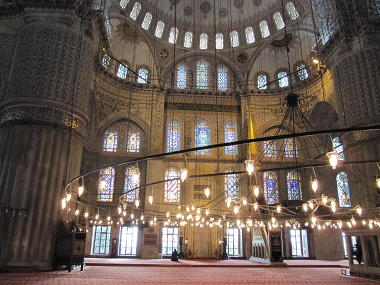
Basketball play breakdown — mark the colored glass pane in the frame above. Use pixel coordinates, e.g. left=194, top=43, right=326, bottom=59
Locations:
left=259, top=21, right=270, bottom=38
left=195, top=119, right=211, bottom=155
left=225, top=121, right=238, bottom=155
left=278, top=71, right=289, bottom=87
left=274, top=12, right=285, bottom=30
left=184, top=32, right=193, bottom=48
left=225, top=172, right=239, bottom=197
left=245, top=27, right=255, bottom=44
left=216, top=33, right=224, bottom=49
left=297, top=64, right=308, bottom=80
left=169, top=27, right=178, bottom=44
left=138, top=68, right=148, bottom=84
left=196, top=61, right=208, bottom=89
left=230, top=31, right=239, bottom=47
left=119, top=0, right=129, bottom=9
left=167, top=120, right=181, bottom=152
left=130, top=2, right=141, bottom=20
left=97, top=167, right=115, bottom=202
left=264, top=140, right=276, bottom=157
left=155, top=21, right=165, bottom=38
left=165, top=168, right=181, bottom=202
left=177, top=65, right=186, bottom=89
left=286, top=2, right=299, bottom=20
left=332, top=137, right=345, bottom=160
left=102, top=54, right=110, bottom=68
left=257, top=74, right=267, bottom=90
left=117, top=64, right=128, bottom=79
left=285, top=138, right=297, bottom=157
left=337, top=172, right=351, bottom=207
left=127, top=130, right=140, bottom=152
left=218, top=66, right=228, bottom=91
left=103, top=130, right=118, bottom=152
left=142, top=13, right=152, bottom=30
left=287, top=171, right=302, bottom=200
left=124, top=166, right=140, bottom=202
left=200, top=33, right=208, bottom=49
left=263, top=171, right=279, bottom=204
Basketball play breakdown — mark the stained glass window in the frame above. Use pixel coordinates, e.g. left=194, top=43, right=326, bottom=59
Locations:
left=127, top=130, right=140, bottom=152
left=273, top=12, right=285, bottom=30
left=200, top=33, right=208, bottom=50
left=167, top=120, right=181, bottom=152
left=245, top=27, right=255, bottom=44
left=119, top=0, right=129, bottom=9
left=278, top=71, right=289, bottom=87
left=332, top=137, right=345, bottom=161
left=285, top=138, right=297, bottom=157
left=195, top=118, right=211, bottom=155
left=138, top=68, right=148, bottom=84
left=259, top=21, right=270, bottom=38
left=287, top=171, right=302, bottom=200
left=169, top=27, right=178, bottom=44
left=184, top=31, right=193, bottom=48
left=104, top=13, right=112, bottom=39
left=92, top=226, right=111, bottom=254
left=218, top=66, right=228, bottom=91
left=102, top=54, right=110, bottom=68
left=230, top=31, right=239, bottom=47
left=124, top=166, right=140, bottom=202
left=97, top=167, right=115, bottom=202
left=130, top=2, right=141, bottom=20
left=165, top=168, right=181, bottom=202
left=257, top=74, right=267, bottom=90
left=216, top=33, right=224, bottom=49
left=103, top=130, right=118, bottom=152
left=286, top=2, right=299, bottom=20
left=263, top=171, right=279, bottom=204
left=224, top=121, right=238, bottom=155
left=117, top=64, right=128, bottom=79
left=264, top=140, right=276, bottom=157
left=336, top=172, right=351, bottom=207
left=297, top=64, right=308, bottom=80
left=177, top=65, right=186, bottom=89
left=142, top=13, right=152, bottom=30
left=155, top=21, right=165, bottom=38
left=196, top=61, right=208, bottom=89
left=225, top=172, right=239, bottom=197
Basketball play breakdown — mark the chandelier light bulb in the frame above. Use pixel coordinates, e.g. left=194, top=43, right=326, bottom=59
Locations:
left=253, top=202, right=258, bottom=211
left=78, top=185, right=84, bottom=197
left=226, top=201, right=231, bottom=208
left=376, top=178, right=380, bottom=188
left=205, top=209, right=209, bottom=216
left=321, top=195, right=328, bottom=204
left=141, top=214, right=144, bottom=221
left=311, top=215, right=317, bottom=224
left=186, top=206, right=190, bottom=212
left=311, top=179, right=318, bottom=192
left=303, top=203, right=308, bottom=212
left=234, top=206, right=239, bottom=214
left=154, top=215, right=157, bottom=222
left=135, top=199, right=140, bottom=208
left=66, top=193, right=72, bottom=202
left=131, top=213, right=134, bottom=219
left=196, top=208, right=201, bottom=215
left=326, top=151, right=339, bottom=169
left=191, top=205, right=195, bottom=211
left=242, top=198, right=247, bottom=206
left=356, top=206, right=362, bottom=216
left=148, top=195, right=153, bottom=205
left=95, top=214, right=99, bottom=220
left=180, top=169, right=188, bottom=182
left=107, top=215, right=111, bottom=221
left=61, top=198, right=67, bottom=209
left=75, top=209, right=79, bottom=216
left=276, top=205, right=281, bottom=213
left=118, top=207, right=122, bottom=214
left=85, top=212, right=89, bottom=218
left=204, top=186, right=210, bottom=198
left=166, top=212, right=170, bottom=218
left=245, top=160, right=255, bottom=175
left=253, top=186, right=260, bottom=198
left=308, top=201, right=314, bottom=209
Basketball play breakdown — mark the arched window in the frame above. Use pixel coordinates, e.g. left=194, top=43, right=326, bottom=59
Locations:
left=257, top=74, right=267, bottom=90
left=286, top=2, right=299, bottom=20
left=264, top=140, right=276, bottom=157
left=196, top=61, right=208, bottom=89
left=332, top=137, right=345, bottom=160
left=104, top=13, right=112, bottom=39
left=155, top=21, right=165, bottom=38
left=177, top=65, right=186, bottom=89
left=216, top=33, right=224, bottom=49
left=119, top=0, right=129, bottom=9
left=103, top=130, right=118, bottom=152
left=273, top=12, right=285, bottom=30
left=287, top=171, right=302, bottom=200
left=218, top=66, right=228, bottom=91
left=195, top=118, right=211, bottom=155
left=127, top=130, right=140, bottom=152
left=285, top=138, right=297, bottom=157
left=278, top=71, right=289, bottom=87
left=165, top=168, right=181, bottom=202
left=184, top=31, right=193, bottom=48
left=336, top=172, right=351, bottom=208
left=259, top=21, right=270, bottom=38
left=137, top=68, right=148, bottom=84
left=117, top=63, right=128, bottom=79
left=169, top=27, right=178, bottom=44
left=245, top=26, right=255, bottom=44
left=224, top=121, right=238, bottom=155
left=200, top=33, right=208, bottom=49
left=102, top=54, right=110, bottom=68
left=142, top=13, right=152, bottom=30
left=297, top=64, right=308, bottom=80
left=167, top=120, right=181, bottom=152
left=230, top=31, right=239, bottom=47
left=124, top=166, right=140, bottom=202
left=97, top=167, right=115, bottom=202
left=130, top=2, right=141, bottom=20
left=263, top=171, right=279, bottom=204
left=225, top=172, right=239, bottom=197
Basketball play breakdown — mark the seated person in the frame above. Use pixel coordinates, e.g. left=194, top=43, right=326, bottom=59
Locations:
left=171, top=249, right=179, bottom=261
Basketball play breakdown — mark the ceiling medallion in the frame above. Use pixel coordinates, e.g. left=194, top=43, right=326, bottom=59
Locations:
left=160, top=49, right=169, bottom=59
left=184, top=6, right=193, bottom=16
left=233, top=0, right=245, bottom=9
left=200, top=1, right=212, bottom=18
left=237, top=53, right=248, bottom=64
left=252, top=0, right=262, bottom=7
left=219, top=8, right=228, bottom=18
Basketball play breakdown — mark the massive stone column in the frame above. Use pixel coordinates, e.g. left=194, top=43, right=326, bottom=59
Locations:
left=0, top=5, right=98, bottom=269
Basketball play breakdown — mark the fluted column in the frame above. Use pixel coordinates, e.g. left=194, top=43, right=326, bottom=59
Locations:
left=0, top=5, right=98, bottom=269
